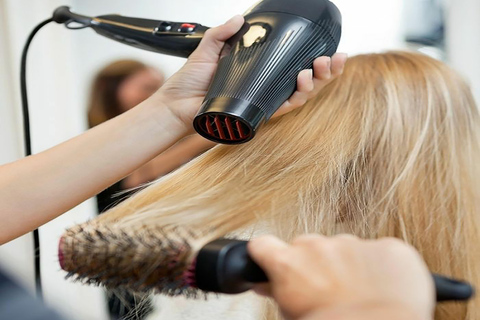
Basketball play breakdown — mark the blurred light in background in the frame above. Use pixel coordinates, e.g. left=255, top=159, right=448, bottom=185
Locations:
left=403, top=0, right=445, bottom=60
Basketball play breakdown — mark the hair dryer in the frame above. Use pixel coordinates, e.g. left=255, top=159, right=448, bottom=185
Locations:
left=53, top=0, right=342, bottom=143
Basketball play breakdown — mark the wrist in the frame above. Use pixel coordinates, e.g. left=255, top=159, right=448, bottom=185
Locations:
left=140, top=94, right=192, bottom=139
left=150, top=87, right=200, bottom=133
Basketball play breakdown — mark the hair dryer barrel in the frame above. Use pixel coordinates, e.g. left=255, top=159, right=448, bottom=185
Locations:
left=194, top=0, right=342, bottom=144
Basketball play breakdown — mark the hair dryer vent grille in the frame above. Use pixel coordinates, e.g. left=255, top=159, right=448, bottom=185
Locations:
left=196, top=114, right=252, bottom=144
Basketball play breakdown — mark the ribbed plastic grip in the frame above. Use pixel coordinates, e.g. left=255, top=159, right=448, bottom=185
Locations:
left=204, top=19, right=340, bottom=117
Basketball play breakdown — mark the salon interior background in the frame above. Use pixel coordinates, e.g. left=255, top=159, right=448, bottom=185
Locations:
left=0, top=0, right=479, bottom=319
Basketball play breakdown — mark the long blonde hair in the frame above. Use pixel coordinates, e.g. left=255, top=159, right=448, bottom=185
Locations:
left=94, top=51, right=480, bottom=319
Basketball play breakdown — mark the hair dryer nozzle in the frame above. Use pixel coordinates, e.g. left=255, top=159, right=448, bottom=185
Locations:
left=194, top=97, right=265, bottom=144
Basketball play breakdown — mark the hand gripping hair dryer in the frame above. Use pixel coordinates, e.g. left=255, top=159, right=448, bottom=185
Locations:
left=53, top=0, right=342, bottom=143
left=196, top=0, right=341, bottom=143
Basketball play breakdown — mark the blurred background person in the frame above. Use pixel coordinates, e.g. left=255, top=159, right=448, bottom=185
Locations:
left=88, top=59, right=163, bottom=215
left=87, top=59, right=214, bottom=213
left=86, top=59, right=214, bottom=319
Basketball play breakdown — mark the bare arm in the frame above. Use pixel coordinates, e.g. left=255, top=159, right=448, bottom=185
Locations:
left=0, top=16, right=247, bottom=245
left=122, top=135, right=215, bottom=188
left=0, top=100, right=185, bottom=244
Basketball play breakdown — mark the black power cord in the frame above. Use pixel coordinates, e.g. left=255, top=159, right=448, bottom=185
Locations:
left=20, top=17, right=54, bottom=301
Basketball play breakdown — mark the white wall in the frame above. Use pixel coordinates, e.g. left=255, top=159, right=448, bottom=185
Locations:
left=446, top=0, right=480, bottom=104
left=335, top=0, right=405, bottom=53
left=0, top=0, right=36, bottom=291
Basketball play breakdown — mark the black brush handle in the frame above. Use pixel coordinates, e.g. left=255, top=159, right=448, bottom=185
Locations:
left=195, top=239, right=474, bottom=302
left=433, top=273, right=474, bottom=302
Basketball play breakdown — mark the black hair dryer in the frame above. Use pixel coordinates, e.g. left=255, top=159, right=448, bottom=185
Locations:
left=194, top=0, right=341, bottom=143
left=53, top=0, right=342, bottom=144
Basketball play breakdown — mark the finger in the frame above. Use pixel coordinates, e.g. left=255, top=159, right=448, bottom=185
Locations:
left=292, top=233, right=327, bottom=247
left=271, top=99, right=296, bottom=118
left=313, top=56, right=332, bottom=83
left=333, top=234, right=360, bottom=242
left=306, top=56, right=333, bottom=99
left=310, top=53, right=347, bottom=95
left=272, top=69, right=314, bottom=117
left=330, top=52, right=348, bottom=77
left=189, top=15, right=245, bottom=63
left=297, top=69, right=314, bottom=93
left=248, top=235, right=289, bottom=274
left=269, top=53, right=348, bottom=118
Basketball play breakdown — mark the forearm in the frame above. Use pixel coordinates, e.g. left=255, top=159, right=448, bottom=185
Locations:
left=300, top=303, right=428, bottom=320
left=149, top=135, right=215, bottom=177
left=0, top=98, right=187, bottom=244
left=123, top=135, right=215, bottom=188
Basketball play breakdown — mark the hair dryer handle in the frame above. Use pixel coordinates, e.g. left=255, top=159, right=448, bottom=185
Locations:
left=51, top=7, right=209, bottom=58
left=90, top=15, right=209, bottom=58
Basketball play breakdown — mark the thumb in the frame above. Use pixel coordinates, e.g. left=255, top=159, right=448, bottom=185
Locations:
left=189, top=15, right=245, bottom=63
left=248, top=235, right=289, bottom=282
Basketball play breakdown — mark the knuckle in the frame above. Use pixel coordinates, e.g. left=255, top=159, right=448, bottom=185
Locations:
left=292, top=234, right=324, bottom=246
left=377, top=238, right=414, bottom=256
left=333, top=234, right=360, bottom=242
left=332, top=68, right=343, bottom=77
left=321, top=235, right=361, bottom=256
left=250, top=235, right=278, bottom=252
left=270, top=253, right=294, bottom=273
left=378, top=237, right=405, bottom=248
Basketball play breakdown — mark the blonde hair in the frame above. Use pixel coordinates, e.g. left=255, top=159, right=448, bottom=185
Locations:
left=94, top=51, right=480, bottom=319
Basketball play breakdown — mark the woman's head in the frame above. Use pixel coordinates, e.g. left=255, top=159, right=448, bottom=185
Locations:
left=75, top=51, right=479, bottom=318
left=87, top=59, right=164, bottom=127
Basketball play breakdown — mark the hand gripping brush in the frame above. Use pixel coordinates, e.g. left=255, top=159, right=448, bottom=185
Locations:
left=58, top=224, right=474, bottom=302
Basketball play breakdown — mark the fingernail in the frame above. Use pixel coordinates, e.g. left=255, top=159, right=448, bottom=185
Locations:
left=307, top=69, right=313, bottom=79
left=323, top=59, right=332, bottom=78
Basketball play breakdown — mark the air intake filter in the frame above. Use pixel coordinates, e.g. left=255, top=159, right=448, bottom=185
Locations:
left=193, top=0, right=342, bottom=144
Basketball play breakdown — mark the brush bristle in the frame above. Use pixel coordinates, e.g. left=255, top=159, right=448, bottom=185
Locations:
left=59, top=222, right=206, bottom=298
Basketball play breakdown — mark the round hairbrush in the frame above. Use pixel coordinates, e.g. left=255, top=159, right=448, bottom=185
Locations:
left=58, top=224, right=474, bottom=301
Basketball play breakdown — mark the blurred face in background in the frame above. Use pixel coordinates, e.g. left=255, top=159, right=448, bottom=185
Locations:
left=117, top=67, right=164, bottom=112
